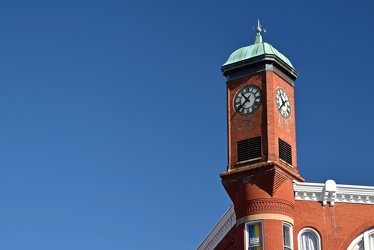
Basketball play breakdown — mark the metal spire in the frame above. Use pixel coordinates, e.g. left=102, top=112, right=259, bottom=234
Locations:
left=254, top=19, right=265, bottom=44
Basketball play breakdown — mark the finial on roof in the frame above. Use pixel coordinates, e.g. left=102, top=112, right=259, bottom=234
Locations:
left=254, top=19, right=265, bottom=44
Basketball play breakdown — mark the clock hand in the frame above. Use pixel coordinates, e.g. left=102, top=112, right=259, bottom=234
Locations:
left=242, top=93, right=251, bottom=103
left=236, top=101, right=247, bottom=112
left=236, top=94, right=251, bottom=112
left=278, top=100, right=286, bottom=110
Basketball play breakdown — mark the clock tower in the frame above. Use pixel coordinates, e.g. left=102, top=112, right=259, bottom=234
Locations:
left=220, top=22, right=304, bottom=249
left=199, top=21, right=374, bottom=250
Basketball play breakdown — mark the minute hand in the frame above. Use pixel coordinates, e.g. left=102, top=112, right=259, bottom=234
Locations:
left=244, top=93, right=253, bottom=104
left=278, top=100, right=286, bottom=110
left=237, top=94, right=251, bottom=111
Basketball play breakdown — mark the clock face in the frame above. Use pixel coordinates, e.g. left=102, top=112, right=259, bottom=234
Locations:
left=234, top=85, right=262, bottom=115
left=276, top=88, right=291, bottom=118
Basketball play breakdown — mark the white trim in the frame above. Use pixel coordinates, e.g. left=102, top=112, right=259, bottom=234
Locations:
left=294, top=180, right=374, bottom=207
left=197, top=204, right=236, bottom=250
left=298, top=227, right=321, bottom=250
left=236, top=213, right=294, bottom=226
left=283, top=221, right=294, bottom=250
left=245, top=220, right=264, bottom=250
left=347, top=228, right=374, bottom=250
left=347, top=234, right=364, bottom=250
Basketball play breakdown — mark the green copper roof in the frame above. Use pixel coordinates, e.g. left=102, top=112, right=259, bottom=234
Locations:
left=223, top=42, right=293, bottom=68
left=223, top=21, right=294, bottom=68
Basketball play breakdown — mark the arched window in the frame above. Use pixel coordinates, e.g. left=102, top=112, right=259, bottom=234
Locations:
left=298, top=228, right=321, bottom=250
left=348, top=228, right=374, bottom=250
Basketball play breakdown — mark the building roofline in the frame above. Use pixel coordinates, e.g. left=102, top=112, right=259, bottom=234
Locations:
left=198, top=180, right=374, bottom=249
left=294, top=179, right=374, bottom=207
left=197, top=204, right=236, bottom=250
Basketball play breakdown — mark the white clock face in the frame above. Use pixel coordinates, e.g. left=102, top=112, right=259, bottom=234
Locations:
left=234, top=85, right=262, bottom=115
left=276, top=88, right=291, bottom=118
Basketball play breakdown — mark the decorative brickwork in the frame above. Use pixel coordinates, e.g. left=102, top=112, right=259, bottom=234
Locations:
left=245, top=169, right=288, bottom=196
left=221, top=163, right=302, bottom=197
left=236, top=199, right=295, bottom=218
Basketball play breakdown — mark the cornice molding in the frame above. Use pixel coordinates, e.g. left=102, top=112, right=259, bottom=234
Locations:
left=293, top=180, right=374, bottom=207
left=221, top=54, right=298, bottom=85
left=221, top=162, right=304, bottom=186
left=196, top=204, right=236, bottom=250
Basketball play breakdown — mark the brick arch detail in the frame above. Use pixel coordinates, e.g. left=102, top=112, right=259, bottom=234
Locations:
left=341, top=220, right=374, bottom=249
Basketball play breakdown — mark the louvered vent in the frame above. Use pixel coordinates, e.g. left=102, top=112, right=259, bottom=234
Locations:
left=279, top=138, right=292, bottom=165
left=237, top=137, right=261, bottom=162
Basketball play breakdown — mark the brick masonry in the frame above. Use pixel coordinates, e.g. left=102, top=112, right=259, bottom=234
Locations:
left=211, top=39, right=374, bottom=250
left=226, top=70, right=299, bottom=175
left=294, top=201, right=374, bottom=249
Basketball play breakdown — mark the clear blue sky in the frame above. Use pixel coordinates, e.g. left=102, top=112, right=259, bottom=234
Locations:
left=0, top=1, right=373, bottom=249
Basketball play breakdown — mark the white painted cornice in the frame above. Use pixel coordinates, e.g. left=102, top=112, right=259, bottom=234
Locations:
left=197, top=204, right=236, bottom=250
left=293, top=180, right=374, bottom=207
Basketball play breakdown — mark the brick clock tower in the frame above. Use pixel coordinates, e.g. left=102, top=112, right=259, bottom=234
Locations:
left=220, top=22, right=304, bottom=249
left=199, top=21, right=374, bottom=250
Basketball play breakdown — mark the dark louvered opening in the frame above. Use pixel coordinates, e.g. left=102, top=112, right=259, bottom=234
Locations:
left=279, top=138, right=292, bottom=165
left=237, top=137, right=261, bottom=162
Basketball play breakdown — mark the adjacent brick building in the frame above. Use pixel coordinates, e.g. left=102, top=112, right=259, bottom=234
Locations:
left=197, top=22, right=374, bottom=250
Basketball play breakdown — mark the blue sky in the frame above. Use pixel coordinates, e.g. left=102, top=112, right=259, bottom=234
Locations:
left=0, top=1, right=374, bottom=249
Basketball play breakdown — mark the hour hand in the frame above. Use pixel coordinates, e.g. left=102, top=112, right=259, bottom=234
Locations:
left=236, top=101, right=246, bottom=112
left=243, top=93, right=251, bottom=102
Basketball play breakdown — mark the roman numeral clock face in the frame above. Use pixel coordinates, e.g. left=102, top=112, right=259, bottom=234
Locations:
left=276, top=88, right=291, bottom=118
left=234, top=85, right=262, bottom=115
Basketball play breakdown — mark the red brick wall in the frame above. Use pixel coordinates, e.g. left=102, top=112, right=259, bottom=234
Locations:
left=294, top=201, right=374, bottom=249
left=264, top=71, right=297, bottom=169
left=226, top=71, right=298, bottom=174
left=222, top=65, right=302, bottom=250
left=263, top=220, right=284, bottom=249
left=215, top=200, right=374, bottom=250
left=227, top=72, right=266, bottom=170
left=216, top=220, right=288, bottom=250
left=221, top=164, right=298, bottom=250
